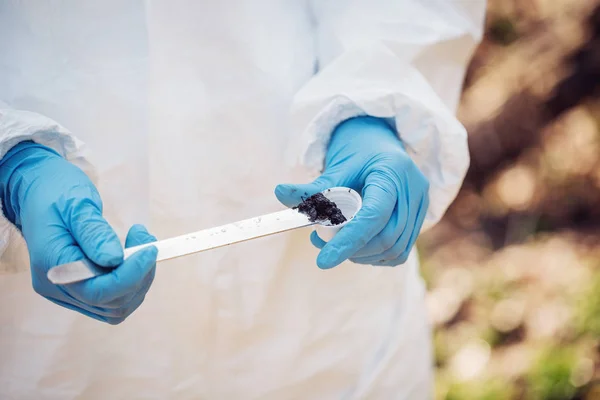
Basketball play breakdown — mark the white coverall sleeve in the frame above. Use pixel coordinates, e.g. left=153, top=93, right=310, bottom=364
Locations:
left=291, top=0, right=486, bottom=231
left=0, top=102, right=95, bottom=274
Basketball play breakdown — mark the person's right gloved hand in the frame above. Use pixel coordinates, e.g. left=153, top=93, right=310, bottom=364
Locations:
left=0, top=141, right=157, bottom=324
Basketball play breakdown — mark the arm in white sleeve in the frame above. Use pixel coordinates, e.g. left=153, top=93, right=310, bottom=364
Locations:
left=0, top=103, right=95, bottom=273
left=290, top=0, right=486, bottom=231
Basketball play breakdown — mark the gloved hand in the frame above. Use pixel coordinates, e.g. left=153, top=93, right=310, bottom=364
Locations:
left=0, top=141, right=157, bottom=324
left=276, top=117, right=429, bottom=269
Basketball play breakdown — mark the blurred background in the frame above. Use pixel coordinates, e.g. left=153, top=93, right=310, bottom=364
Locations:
left=418, top=0, right=600, bottom=398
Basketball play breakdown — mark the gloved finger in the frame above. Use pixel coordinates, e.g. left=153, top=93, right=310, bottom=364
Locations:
left=39, top=241, right=123, bottom=316
left=56, top=242, right=155, bottom=310
left=274, top=175, right=337, bottom=208
left=36, top=247, right=126, bottom=317
left=97, top=224, right=157, bottom=308
left=348, top=196, right=406, bottom=258
left=34, top=230, right=137, bottom=319
left=374, top=257, right=411, bottom=268
left=46, top=290, right=128, bottom=319
left=65, top=273, right=152, bottom=317
left=396, top=192, right=429, bottom=262
left=63, top=246, right=157, bottom=307
left=349, top=179, right=413, bottom=258
left=60, top=189, right=123, bottom=267
left=50, top=288, right=147, bottom=326
left=100, top=283, right=150, bottom=323
left=310, top=230, right=327, bottom=249
left=316, top=171, right=396, bottom=269
left=125, top=224, right=157, bottom=248
left=111, top=224, right=157, bottom=307
left=35, top=229, right=86, bottom=271
left=104, top=292, right=147, bottom=325
left=101, top=262, right=156, bottom=309
left=350, top=252, right=399, bottom=266
left=351, top=193, right=428, bottom=266
left=45, top=297, right=115, bottom=323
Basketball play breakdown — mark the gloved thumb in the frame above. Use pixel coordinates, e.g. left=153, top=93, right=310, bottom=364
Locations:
left=125, top=224, right=157, bottom=248
left=275, top=175, right=336, bottom=208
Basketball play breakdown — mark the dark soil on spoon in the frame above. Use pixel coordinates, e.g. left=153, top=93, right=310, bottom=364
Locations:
left=294, top=193, right=347, bottom=225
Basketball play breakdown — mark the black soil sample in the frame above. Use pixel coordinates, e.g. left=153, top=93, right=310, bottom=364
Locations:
left=294, top=192, right=347, bottom=225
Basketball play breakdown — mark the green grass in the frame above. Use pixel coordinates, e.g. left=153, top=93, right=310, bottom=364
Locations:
left=526, top=347, right=577, bottom=400
left=576, top=269, right=600, bottom=338
left=444, top=379, right=516, bottom=400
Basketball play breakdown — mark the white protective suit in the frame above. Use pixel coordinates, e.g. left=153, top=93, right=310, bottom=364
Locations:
left=0, top=1, right=485, bottom=399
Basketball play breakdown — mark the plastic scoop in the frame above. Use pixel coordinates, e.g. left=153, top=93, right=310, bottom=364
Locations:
left=47, top=187, right=362, bottom=284
left=313, top=187, right=362, bottom=242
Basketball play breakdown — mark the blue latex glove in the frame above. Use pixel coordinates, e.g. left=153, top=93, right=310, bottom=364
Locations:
left=0, top=141, right=157, bottom=324
left=276, top=117, right=429, bottom=269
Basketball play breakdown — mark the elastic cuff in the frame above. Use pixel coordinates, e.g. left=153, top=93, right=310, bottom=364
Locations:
left=0, top=108, right=96, bottom=274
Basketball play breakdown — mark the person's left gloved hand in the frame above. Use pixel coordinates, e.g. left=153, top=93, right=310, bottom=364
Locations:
left=275, top=116, right=429, bottom=269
